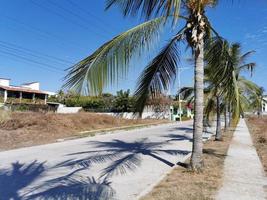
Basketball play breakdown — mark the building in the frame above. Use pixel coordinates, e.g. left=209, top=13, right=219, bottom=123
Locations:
left=0, top=78, right=50, bottom=104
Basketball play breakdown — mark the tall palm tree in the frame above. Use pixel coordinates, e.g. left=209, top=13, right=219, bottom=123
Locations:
left=205, top=40, right=260, bottom=134
left=180, top=40, right=260, bottom=141
left=64, top=0, right=225, bottom=171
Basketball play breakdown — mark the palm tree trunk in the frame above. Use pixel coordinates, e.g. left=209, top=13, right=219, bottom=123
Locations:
left=190, top=39, right=204, bottom=171
left=224, top=103, right=228, bottom=131
left=215, top=95, right=222, bottom=141
left=228, top=103, right=231, bottom=127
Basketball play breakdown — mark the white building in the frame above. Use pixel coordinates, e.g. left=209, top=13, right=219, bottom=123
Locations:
left=0, top=78, right=52, bottom=104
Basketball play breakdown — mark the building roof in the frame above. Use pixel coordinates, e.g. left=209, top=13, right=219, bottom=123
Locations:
left=0, top=85, right=48, bottom=94
left=22, top=81, right=39, bottom=85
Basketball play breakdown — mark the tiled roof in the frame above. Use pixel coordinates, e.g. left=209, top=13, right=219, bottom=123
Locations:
left=0, top=85, right=48, bottom=94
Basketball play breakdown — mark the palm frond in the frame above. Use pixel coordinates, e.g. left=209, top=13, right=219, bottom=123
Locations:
left=106, top=0, right=182, bottom=25
left=63, top=17, right=164, bottom=95
left=133, top=34, right=183, bottom=114
left=239, top=50, right=256, bottom=64
left=237, top=63, right=256, bottom=76
left=179, top=86, right=194, bottom=100
left=237, top=77, right=260, bottom=95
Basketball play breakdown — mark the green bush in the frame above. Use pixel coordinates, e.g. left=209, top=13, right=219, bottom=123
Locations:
left=49, top=90, right=136, bottom=112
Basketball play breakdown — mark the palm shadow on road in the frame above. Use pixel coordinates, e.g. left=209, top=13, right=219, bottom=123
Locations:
left=0, top=161, right=115, bottom=200
left=55, top=139, right=190, bottom=178
left=168, top=127, right=194, bottom=133
left=162, top=133, right=193, bottom=142
left=0, top=160, right=45, bottom=200
left=27, top=175, right=115, bottom=200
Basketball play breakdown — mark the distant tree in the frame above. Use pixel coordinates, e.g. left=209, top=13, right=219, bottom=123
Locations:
left=113, top=90, right=134, bottom=112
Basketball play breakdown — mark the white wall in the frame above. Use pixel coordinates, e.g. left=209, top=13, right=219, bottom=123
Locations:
left=57, top=106, right=83, bottom=114
left=0, top=79, right=10, bottom=86
left=22, top=82, right=40, bottom=90
left=99, top=111, right=170, bottom=120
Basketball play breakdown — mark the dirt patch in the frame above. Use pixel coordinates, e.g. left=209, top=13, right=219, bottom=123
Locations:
left=141, top=129, right=234, bottom=200
left=0, top=111, right=167, bottom=151
left=246, top=116, right=267, bottom=174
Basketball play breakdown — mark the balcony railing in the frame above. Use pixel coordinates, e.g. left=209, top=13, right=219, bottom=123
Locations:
left=5, top=97, right=46, bottom=104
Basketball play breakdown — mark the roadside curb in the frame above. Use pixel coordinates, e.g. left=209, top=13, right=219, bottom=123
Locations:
left=56, top=121, right=180, bottom=142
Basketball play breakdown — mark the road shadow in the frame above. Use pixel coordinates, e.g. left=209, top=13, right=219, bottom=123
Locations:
left=168, top=127, right=194, bottom=133
left=203, top=148, right=227, bottom=158
left=0, top=160, right=45, bottom=200
left=162, top=133, right=193, bottom=142
left=27, top=175, right=115, bottom=200
left=0, top=160, right=115, bottom=200
left=56, top=139, right=190, bottom=178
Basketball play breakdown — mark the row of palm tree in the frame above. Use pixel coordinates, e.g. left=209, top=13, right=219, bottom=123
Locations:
left=63, top=0, right=262, bottom=171
left=180, top=40, right=261, bottom=141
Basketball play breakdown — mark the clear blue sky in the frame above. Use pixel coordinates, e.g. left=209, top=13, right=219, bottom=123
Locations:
left=0, top=0, right=266, bottom=94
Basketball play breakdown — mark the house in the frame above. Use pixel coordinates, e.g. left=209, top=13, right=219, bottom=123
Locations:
left=0, top=78, right=51, bottom=104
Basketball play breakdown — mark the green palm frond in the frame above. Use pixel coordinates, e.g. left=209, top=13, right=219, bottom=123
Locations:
left=237, top=63, right=256, bottom=76
left=179, top=86, right=194, bottom=100
left=106, top=0, right=182, bottom=25
left=239, top=50, right=256, bottom=64
left=204, top=97, right=216, bottom=121
left=64, top=17, right=164, bottom=95
left=134, top=35, right=182, bottom=114
left=237, top=77, right=260, bottom=95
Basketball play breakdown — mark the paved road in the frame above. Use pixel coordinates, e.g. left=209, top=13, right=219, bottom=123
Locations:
left=216, top=119, right=267, bottom=200
left=0, top=121, right=210, bottom=200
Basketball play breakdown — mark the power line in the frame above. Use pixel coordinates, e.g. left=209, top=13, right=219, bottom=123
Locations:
left=29, top=0, right=110, bottom=40
left=0, top=40, right=74, bottom=65
left=47, top=0, right=114, bottom=36
left=66, top=0, right=120, bottom=34
left=0, top=49, right=64, bottom=73
left=0, top=15, right=89, bottom=51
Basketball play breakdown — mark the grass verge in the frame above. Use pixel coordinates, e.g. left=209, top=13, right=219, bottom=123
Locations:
left=141, top=129, right=234, bottom=200
left=246, top=116, right=267, bottom=174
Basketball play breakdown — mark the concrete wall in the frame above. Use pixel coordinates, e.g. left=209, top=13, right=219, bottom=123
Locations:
left=57, top=106, right=83, bottom=114
left=99, top=111, right=170, bottom=120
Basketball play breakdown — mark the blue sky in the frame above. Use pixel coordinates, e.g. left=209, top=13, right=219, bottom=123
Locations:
left=0, top=0, right=266, bottom=94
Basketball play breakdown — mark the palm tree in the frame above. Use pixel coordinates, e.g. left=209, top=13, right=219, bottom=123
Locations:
left=250, top=87, right=265, bottom=117
left=180, top=40, right=260, bottom=141
left=205, top=40, right=260, bottom=135
left=64, top=0, right=226, bottom=171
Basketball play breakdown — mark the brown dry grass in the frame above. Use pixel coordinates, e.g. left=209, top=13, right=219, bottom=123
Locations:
left=246, top=116, right=267, bottom=174
left=141, top=129, right=234, bottom=200
left=0, top=111, right=167, bottom=151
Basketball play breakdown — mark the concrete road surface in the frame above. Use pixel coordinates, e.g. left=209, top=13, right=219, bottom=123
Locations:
left=0, top=121, right=212, bottom=200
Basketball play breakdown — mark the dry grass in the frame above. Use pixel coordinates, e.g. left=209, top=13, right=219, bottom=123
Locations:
left=0, top=110, right=10, bottom=124
left=141, top=129, right=234, bottom=200
left=0, top=112, right=167, bottom=151
left=246, top=116, right=267, bottom=174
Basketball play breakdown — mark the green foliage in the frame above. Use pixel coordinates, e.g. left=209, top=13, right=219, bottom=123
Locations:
left=50, top=90, right=136, bottom=112
left=63, top=17, right=164, bottom=95
left=113, top=90, right=135, bottom=112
